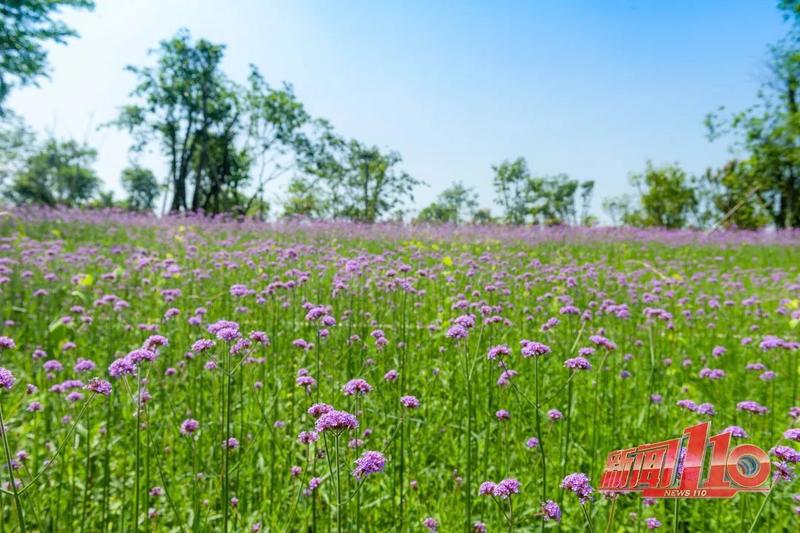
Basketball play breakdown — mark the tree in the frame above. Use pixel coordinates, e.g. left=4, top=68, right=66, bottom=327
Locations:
left=0, top=0, right=94, bottom=113
left=492, top=157, right=594, bottom=225
left=602, top=195, right=635, bottom=226
left=471, top=208, right=495, bottom=224
left=282, top=176, right=330, bottom=219
left=609, top=162, right=698, bottom=228
left=492, top=158, right=531, bottom=224
left=296, top=137, right=421, bottom=223
left=121, top=165, right=159, bottom=211
left=113, top=29, right=230, bottom=213
left=698, top=160, right=770, bottom=229
left=113, top=31, right=313, bottom=216
left=416, top=181, right=478, bottom=224
left=0, top=111, right=35, bottom=187
left=5, top=137, right=99, bottom=206
left=338, top=142, right=421, bottom=222
left=703, top=2, right=800, bottom=228
left=527, top=174, right=595, bottom=225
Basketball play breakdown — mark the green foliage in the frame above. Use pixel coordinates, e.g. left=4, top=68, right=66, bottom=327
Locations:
left=492, top=157, right=531, bottom=225
left=608, top=162, right=698, bottom=229
left=0, top=0, right=94, bottom=112
left=416, top=181, right=478, bottom=224
left=703, top=3, right=800, bottom=228
left=0, top=216, right=798, bottom=531
left=4, top=137, right=99, bottom=207
left=112, top=30, right=313, bottom=216
left=333, top=141, right=421, bottom=222
left=294, top=136, right=422, bottom=223
left=0, top=111, right=35, bottom=187
left=121, top=166, right=159, bottom=211
left=282, top=176, right=329, bottom=219
left=471, top=208, right=495, bottom=224
left=700, top=160, right=771, bottom=230
left=492, top=157, right=593, bottom=225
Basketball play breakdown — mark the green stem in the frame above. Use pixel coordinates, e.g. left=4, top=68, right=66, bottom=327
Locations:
left=0, top=401, right=26, bottom=533
left=134, top=370, right=141, bottom=532
left=534, top=356, right=547, bottom=533
left=581, top=504, right=597, bottom=533
left=672, top=498, right=679, bottom=533
left=747, top=484, right=774, bottom=533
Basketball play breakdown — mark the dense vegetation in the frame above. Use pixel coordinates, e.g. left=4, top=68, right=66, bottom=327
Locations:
left=0, top=211, right=798, bottom=531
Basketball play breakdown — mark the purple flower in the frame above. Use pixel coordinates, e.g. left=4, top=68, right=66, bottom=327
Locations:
left=384, top=369, right=398, bottom=382
left=230, top=284, right=249, bottom=297
left=492, top=478, right=521, bottom=498
left=297, top=430, right=319, bottom=445
left=0, top=336, right=16, bottom=351
left=108, top=356, right=136, bottom=378
left=722, top=426, right=748, bottom=438
left=542, top=500, right=561, bottom=522
left=85, top=378, right=112, bottom=396
left=304, top=477, right=322, bottom=496
left=307, top=403, right=333, bottom=418
left=74, top=358, right=96, bottom=373
left=127, top=348, right=156, bottom=364
left=698, top=368, right=725, bottom=380
left=249, top=331, right=270, bottom=345
left=400, top=395, right=420, bottom=409
left=521, top=340, right=551, bottom=358
left=342, top=378, right=373, bottom=396
left=646, top=517, right=662, bottom=529
left=422, top=517, right=439, bottom=532
left=478, top=481, right=497, bottom=495
left=526, top=437, right=540, bottom=448
left=711, top=346, right=726, bottom=358
left=446, top=324, right=468, bottom=339
left=773, top=461, right=796, bottom=482
left=561, top=472, right=594, bottom=503
left=770, top=446, right=800, bottom=463
left=0, top=367, right=15, bottom=390
left=143, top=335, right=169, bottom=349
left=737, top=401, right=769, bottom=415
left=564, top=357, right=592, bottom=370
left=487, top=344, right=510, bottom=360
left=43, top=360, right=63, bottom=372
left=216, top=327, right=241, bottom=342
left=590, top=335, right=617, bottom=350
left=785, top=428, right=800, bottom=442
left=496, top=409, right=510, bottom=420
left=352, top=450, right=386, bottom=479
left=296, top=375, right=317, bottom=390
left=548, top=409, right=563, bottom=421
left=192, top=339, right=216, bottom=353
left=695, top=403, right=716, bottom=416
left=180, top=419, right=200, bottom=435
left=315, top=409, right=359, bottom=433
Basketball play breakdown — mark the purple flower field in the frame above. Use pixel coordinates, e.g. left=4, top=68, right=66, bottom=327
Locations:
left=0, top=208, right=799, bottom=531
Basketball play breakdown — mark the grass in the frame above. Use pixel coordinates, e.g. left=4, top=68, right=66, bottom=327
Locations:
left=0, top=210, right=798, bottom=532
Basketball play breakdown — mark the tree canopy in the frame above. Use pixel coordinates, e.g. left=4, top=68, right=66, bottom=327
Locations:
left=4, top=137, right=99, bottom=207
left=0, top=0, right=94, bottom=113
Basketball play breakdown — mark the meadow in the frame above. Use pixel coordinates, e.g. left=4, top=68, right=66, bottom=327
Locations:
left=0, top=209, right=798, bottom=532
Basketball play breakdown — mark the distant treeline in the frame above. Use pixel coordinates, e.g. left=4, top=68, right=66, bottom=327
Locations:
left=2, top=0, right=800, bottom=229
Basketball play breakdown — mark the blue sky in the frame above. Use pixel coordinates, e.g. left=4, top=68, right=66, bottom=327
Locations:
left=6, top=0, right=790, bottom=219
